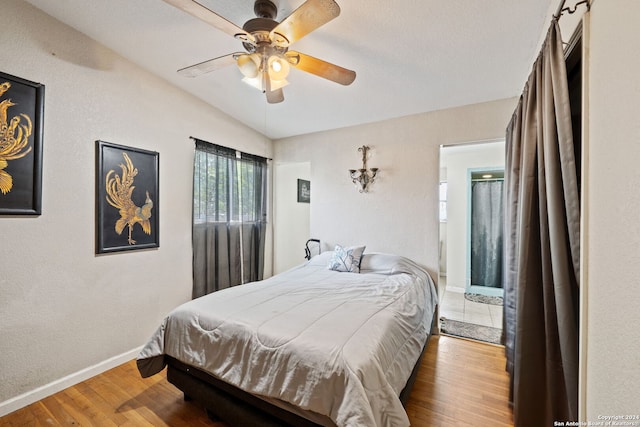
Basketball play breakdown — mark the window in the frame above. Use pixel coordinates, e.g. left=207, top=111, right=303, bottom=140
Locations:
left=193, top=144, right=266, bottom=224
left=192, top=139, right=268, bottom=297
left=439, top=181, right=447, bottom=222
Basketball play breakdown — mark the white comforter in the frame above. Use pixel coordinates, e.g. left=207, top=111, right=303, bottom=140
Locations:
left=137, top=252, right=437, bottom=427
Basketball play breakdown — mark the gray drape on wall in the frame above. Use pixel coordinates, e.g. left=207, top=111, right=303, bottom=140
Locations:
left=192, top=139, right=267, bottom=299
left=504, top=20, right=580, bottom=426
left=470, top=180, right=504, bottom=288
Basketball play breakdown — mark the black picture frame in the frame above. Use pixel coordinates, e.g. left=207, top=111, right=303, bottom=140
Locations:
left=0, top=71, right=44, bottom=215
left=96, top=140, right=159, bottom=254
left=297, top=179, right=310, bottom=203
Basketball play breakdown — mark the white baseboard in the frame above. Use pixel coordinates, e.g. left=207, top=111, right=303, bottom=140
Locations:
left=447, top=286, right=466, bottom=293
left=0, top=346, right=143, bottom=418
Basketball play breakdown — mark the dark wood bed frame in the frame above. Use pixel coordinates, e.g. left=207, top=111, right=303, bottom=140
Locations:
left=165, top=314, right=437, bottom=426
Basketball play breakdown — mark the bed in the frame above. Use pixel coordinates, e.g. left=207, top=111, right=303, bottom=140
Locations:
left=137, top=250, right=438, bottom=427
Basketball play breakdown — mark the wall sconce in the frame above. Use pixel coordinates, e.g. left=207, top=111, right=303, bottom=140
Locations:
left=349, top=145, right=378, bottom=193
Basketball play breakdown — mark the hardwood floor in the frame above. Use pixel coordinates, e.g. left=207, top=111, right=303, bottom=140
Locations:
left=0, top=336, right=513, bottom=426
left=405, top=336, right=513, bottom=426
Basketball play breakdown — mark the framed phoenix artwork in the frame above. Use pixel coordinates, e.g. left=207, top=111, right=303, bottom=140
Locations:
left=96, top=140, right=159, bottom=254
left=0, top=71, right=45, bottom=215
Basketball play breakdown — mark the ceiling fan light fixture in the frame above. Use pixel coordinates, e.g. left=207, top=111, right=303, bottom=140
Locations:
left=267, top=55, right=290, bottom=81
left=242, top=75, right=264, bottom=91
left=237, top=53, right=261, bottom=78
left=269, top=77, right=289, bottom=91
left=168, top=0, right=355, bottom=103
left=241, top=74, right=289, bottom=93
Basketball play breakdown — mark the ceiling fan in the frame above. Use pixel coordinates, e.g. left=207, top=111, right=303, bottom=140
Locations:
left=163, top=0, right=356, bottom=103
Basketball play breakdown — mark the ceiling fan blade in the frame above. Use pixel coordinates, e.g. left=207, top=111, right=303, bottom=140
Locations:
left=162, top=0, right=255, bottom=44
left=287, top=51, right=356, bottom=85
left=177, top=53, right=240, bottom=77
left=270, top=0, right=340, bottom=47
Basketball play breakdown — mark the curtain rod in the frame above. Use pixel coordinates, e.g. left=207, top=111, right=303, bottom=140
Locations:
left=554, top=0, right=590, bottom=19
left=190, top=136, right=272, bottom=161
left=554, top=0, right=567, bottom=18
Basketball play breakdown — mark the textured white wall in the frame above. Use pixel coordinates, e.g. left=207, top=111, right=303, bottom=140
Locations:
left=583, top=0, right=640, bottom=418
left=274, top=99, right=516, bottom=279
left=0, top=0, right=271, bottom=412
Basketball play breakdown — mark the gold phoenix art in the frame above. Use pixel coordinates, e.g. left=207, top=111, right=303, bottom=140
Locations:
left=105, top=152, right=153, bottom=245
left=0, top=81, right=33, bottom=195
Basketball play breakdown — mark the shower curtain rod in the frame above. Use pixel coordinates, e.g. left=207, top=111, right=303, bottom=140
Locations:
left=471, top=178, right=504, bottom=182
left=554, top=0, right=590, bottom=19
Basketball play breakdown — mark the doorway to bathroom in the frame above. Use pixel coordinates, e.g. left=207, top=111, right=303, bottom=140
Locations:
left=438, top=141, right=504, bottom=343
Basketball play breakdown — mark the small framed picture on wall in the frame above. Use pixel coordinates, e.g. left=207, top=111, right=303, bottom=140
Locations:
left=297, top=179, right=310, bottom=203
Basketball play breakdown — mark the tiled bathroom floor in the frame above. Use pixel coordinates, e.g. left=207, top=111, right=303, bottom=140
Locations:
left=439, top=287, right=503, bottom=329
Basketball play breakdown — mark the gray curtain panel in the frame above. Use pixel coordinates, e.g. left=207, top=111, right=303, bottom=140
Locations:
left=504, top=20, right=581, bottom=426
left=470, top=180, right=504, bottom=288
left=192, top=139, right=267, bottom=299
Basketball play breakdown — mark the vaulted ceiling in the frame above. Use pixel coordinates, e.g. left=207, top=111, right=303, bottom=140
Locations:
left=25, top=0, right=556, bottom=139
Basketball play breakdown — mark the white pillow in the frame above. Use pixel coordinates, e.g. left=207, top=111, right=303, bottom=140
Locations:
left=307, top=251, right=334, bottom=266
left=359, top=253, right=404, bottom=274
left=327, top=245, right=366, bottom=273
